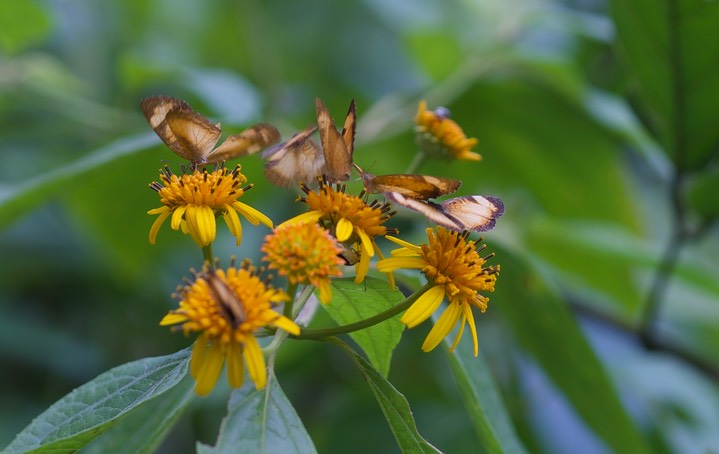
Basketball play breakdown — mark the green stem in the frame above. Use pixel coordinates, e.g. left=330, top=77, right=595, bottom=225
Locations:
left=283, top=283, right=298, bottom=319
left=404, top=151, right=428, bottom=174
left=293, top=285, right=316, bottom=319
left=295, top=282, right=433, bottom=340
left=201, top=244, right=214, bottom=268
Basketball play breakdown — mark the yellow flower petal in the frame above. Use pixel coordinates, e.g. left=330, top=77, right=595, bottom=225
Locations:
left=401, top=285, right=445, bottom=328
left=318, top=280, right=332, bottom=304
left=421, top=301, right=462, bottom=352
left=385, top=235, right=422, bottom=254
left=222, top=204, right=243, bottom=246
left=226, top=342, right=245, bottom=389
left=189, top=335, right=208, bottom=380
left=376, top=257, right=426, bottom=272
left=273, top=315, right=301, bottom=336
left=194, top=342, right=224, bottom=396
left=354, top=243, right=371, bottom=284
left=243, top=335, right=267, bottom=390
left=233, top=200, right=273, bottom=228
left=336, top=218, right=353, bottom=242
left=171, top=205, right=186, bottom=230
left=279, top=210, right=324, bottom=228
left=159, top=312, right=188, bottom=326
left=356, top=227, right=374, bottom=257
left=464, top=303, right=479, bottom=356
left=149, top=209, right=172, bottom=245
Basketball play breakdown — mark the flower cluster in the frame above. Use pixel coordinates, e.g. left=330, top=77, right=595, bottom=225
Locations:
left=145, top=97, right=501, bottom=395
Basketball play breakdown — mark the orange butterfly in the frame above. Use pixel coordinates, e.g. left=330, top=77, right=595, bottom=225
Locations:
left=140, top=96, right=280, bottom=165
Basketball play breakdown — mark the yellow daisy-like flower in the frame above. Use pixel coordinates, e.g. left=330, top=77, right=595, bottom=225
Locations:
left=261, top=222, right=345, bottom=304
left=281, top=177, right=396, bottom=285
left=160, top=262, right=300, bottom=395
left=148, top=164, right=273, bottom=247
left=376, top=227, right=499, bottom=356
left=415, top=100, right=481, bottom=161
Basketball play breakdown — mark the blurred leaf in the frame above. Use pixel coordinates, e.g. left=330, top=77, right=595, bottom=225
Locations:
left=444, top=334, right=528, bottom=454
left=610, top=0, right=719, bottom=169
left=4, top=348, right=190, bottom=453
left=452, top=77, right=639, bottom=229
left=322, top=277, right=405, bottom=377
left=335, top=338, right=442, bottom=454
left=405, top=32, right=462, bottom=81
left=0, top=0, right=51, bottom=54
left=688, top=166, right=719, bottom=222
left=83, top=374, right=195, bottom=454
left=0, top=132, right=158, bottom=230
left=492, top=245, right=651, bottom=454
left=197, top=376, right=316, bottom=454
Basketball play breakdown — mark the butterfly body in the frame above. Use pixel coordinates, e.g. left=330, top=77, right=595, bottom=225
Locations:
left=140, top=95, right=280, bottom=165
left=205, top=271, right=246, bottom=329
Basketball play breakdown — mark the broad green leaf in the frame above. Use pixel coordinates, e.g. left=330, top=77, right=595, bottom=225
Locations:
left=610, top=0, right=719, bottom=169
left=197, top=375, right=316, bottom=454
left=4, top=348, right=190, bottom=453
left=0, top=132, right=158, bottom=230
left=83, top=374, right=195, bottom=454
left=444, top=334, right=528, bottom=454
left=492, top=246, right=651, bottom=454
left=335, top=339, right=442, bottom=454
left=322, top=277, right=405, bottom=377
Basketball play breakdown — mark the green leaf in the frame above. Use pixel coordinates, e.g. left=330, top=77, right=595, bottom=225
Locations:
left=0, top=132, right=159, bottom=230
left=4, top=348, right=190, bottom=453
left=444, top=335, right=528, bottom=454
left=83, top=374, right=195, bottom=454
left=610, top=0, right=719, bottom=169
left=198, top=375, right=316, bottom=454
left=322, top=277, right=406, bottom=377
left=492, top=246, right=651, bottom=454
left=688, top=166, right=719, bottom=222
left=0, top=0, right=51, bottom=54
left=335, top=339, right=442, bottom=454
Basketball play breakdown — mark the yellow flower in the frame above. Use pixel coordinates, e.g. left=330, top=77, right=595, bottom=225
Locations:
left=415, top=100, right=481, bottom=161
left=281, top=177, right=396, bottom=285
left=160, top=262, right=299, bottom=395
left=261, top=222, right=345, bottom=304
left=376, top=227, right=499, bottom=356
left=148, top=164, right=273, bottom=247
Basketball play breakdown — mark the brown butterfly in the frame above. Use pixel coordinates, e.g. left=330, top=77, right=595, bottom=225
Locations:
left=204, top=270, right=246, bottom=329
left=261, top=126, right=325, bottom=187
left=140, top=95, right=280, bottom=165
left=386, top=192, right=504, bottom=232
left=360, top=171, right=462, bottom=199
left=261, top=98, right=357, bottom=187
left=316, top=97, right=356, bottom=182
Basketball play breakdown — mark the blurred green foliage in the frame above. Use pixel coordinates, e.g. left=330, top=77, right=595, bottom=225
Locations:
left=2, top=0, right=719, bottom=452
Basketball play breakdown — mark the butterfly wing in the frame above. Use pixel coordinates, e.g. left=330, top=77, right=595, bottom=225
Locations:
left=385, top=192, right=463, bottom=231
left=140, top=96, right=195, bottom=157
left=263, top=126, right=325, bottom=187
left=316, top=98, right=353, bottom=182
left=367, top=174, right=461, bottom=199
left=163, top=109, right=222, bottom=163
left=440, top=196, right=505, bottom=232
left=205, top=271, right=246, bottom=329
left=208, top=123, right=281, bottom=163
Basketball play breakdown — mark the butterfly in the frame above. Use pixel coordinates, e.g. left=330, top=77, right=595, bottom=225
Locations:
left=260, top=98, right=357, bottom=187
left=262, top=126, right=324, bottom=187
left=140, top=95, right=280, bottom=165
left=204, top=270, right=246, bottom=329
left=360, top=171, right=462, bottom=199
left=316, top=97, right=356, bottom=182
left=386, top=191, right=504, bottom=232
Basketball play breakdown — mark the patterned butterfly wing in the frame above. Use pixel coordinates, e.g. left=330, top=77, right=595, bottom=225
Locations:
left=205, top=271, right=246, bottom=329
left=208, top=123, right=281, bottom=163
left=385, top=192, right=463, bottom=231
left=440, top=196, right=505, bottom=232
left=262, top=126, right=325, bottom=187
left=316, top=98, right=353, bottom=182
left=164, top=109, right=222, bottom=163
left=366, top=174, right=461, bottom=199
left=140, top=96, right=194, bottom=158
